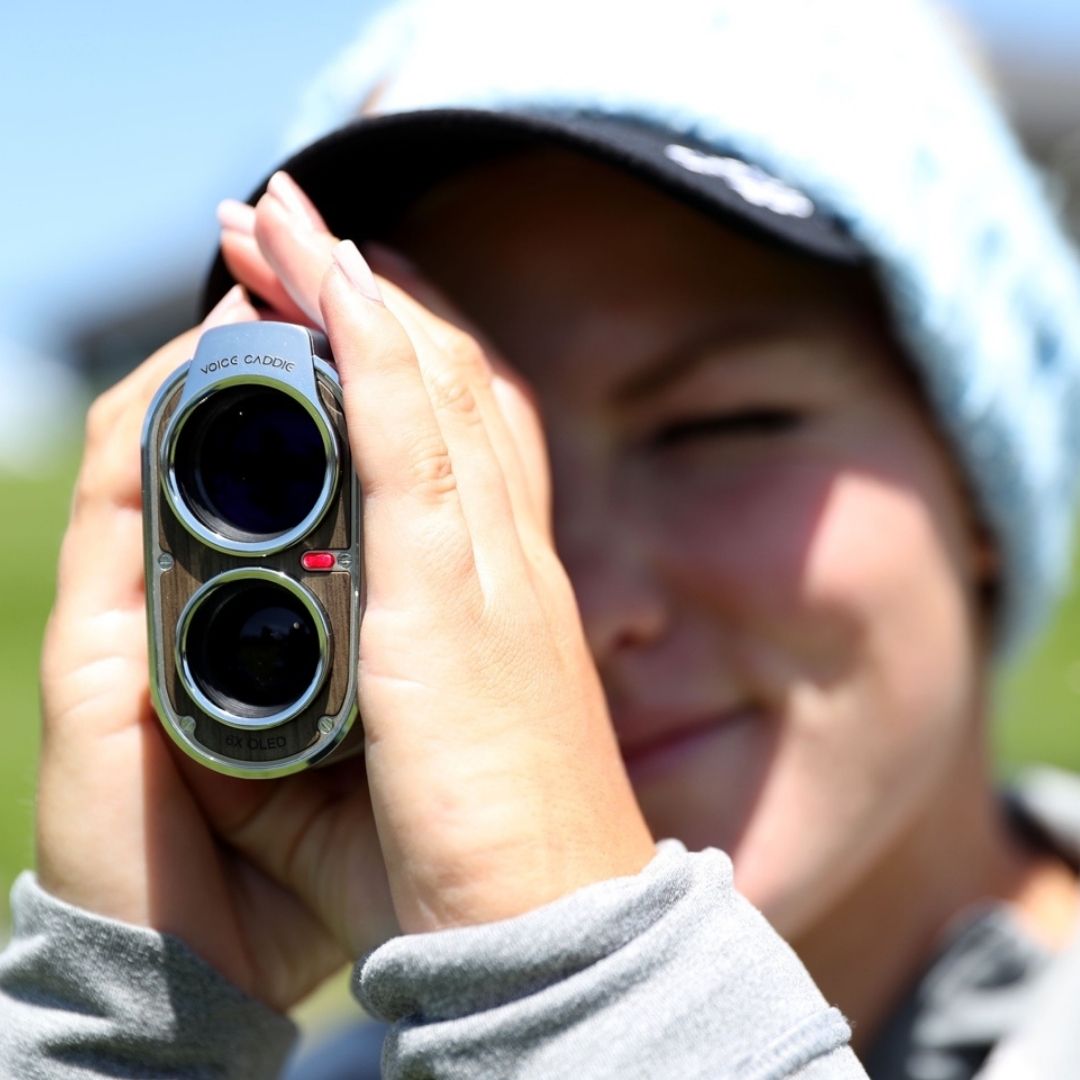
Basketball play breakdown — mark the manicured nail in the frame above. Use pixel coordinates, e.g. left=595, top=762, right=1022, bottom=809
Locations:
left=202, top=285, right=248, bottom=328
left=267, top=171, right=323, bottom=228
left=332, top=240, right=384, bottom=304
left=216, top=199, right=255, bottom=234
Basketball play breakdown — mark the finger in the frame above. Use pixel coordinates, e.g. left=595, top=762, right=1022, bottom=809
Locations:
left=176, top=754, right=396, bottom=956
left=319, top=243, right=496, bottom=610
left=251, top=173, right=338, bottom=326
left=363, top=242, right=553, bottom=542
left=59, top=290, right=259, bottom=615
left=331, top=243, right=533, bottom=598
left=490, top=371, right=553, bottom=540
left=218, top=198, right=314, bottom=326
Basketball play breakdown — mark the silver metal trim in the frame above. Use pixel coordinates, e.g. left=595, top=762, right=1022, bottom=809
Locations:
left=160, top=376, right=340, bottom=555
left=157, top=322, right=339, bottom=556
left=175, top=567, right=331, bottom=731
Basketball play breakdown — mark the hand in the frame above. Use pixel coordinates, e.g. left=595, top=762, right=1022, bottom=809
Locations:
left=37, top=292, right=396, bottom=1013
left=222, top=171, right=654, bottom=929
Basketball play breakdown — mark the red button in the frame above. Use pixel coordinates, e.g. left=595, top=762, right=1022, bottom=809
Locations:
left=301, top=551, right=335, bottom=571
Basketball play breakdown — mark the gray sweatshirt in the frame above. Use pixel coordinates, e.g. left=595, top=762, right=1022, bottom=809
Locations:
left=0, top=840, right=866, bottom=1078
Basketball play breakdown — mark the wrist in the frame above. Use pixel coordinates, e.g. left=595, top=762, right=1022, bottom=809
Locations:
left=386, top=787, right=656, bottom=933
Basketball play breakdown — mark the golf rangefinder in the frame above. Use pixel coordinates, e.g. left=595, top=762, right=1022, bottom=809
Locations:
left=142, top=322, right=362, bottom=777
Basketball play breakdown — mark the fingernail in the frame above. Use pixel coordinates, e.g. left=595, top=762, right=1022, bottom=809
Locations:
left=332, top=240, right=384, bottom=305
left=216, top=199, right=255, bottom=235
left=267, top=171, right=323, bottom=228
left=202, top=284, right=248, bottom=328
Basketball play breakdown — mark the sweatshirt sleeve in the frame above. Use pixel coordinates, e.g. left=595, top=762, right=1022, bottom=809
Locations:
left=0, top=871, right=298, bottom=1079
left=356, top=840, right=868, bottom=1079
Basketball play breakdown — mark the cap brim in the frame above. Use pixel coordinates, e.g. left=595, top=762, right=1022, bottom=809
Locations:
left=202, top=107, right=863, bottom=314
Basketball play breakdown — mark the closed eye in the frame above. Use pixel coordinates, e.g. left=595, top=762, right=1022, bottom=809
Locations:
left=653, top=408, right=804, bottom=448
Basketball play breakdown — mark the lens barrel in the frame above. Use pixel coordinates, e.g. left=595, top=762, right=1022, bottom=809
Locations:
left=163, top=383, right=339, bottom=553
left=177, top=570, right=330, bottom=729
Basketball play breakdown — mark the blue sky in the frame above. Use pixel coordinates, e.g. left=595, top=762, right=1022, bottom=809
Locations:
left=1, top=0, right=1078, bottom=362
left=0, top=1, right=387, bottom=355
left=950, top=0, right=1080, bottom=54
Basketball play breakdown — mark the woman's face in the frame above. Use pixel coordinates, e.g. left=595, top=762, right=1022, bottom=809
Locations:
left=386, top=147, right=990, bottom=936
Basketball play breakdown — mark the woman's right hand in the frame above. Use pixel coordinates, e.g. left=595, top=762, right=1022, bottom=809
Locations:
left=35, top=290, right=398, bottom=1013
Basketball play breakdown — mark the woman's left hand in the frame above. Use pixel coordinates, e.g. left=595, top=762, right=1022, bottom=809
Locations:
left=210, top=172, right=655, bottom=941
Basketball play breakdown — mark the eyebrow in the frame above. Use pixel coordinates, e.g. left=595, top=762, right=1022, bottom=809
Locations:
left=612, top=315, right=795, bottom=404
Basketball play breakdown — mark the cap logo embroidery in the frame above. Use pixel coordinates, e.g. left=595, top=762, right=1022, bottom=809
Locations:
left=663, top=144, right=815, bottom=219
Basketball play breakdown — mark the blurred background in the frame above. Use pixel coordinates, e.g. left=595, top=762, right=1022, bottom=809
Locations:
left=2, top=0, right=1080, bottom=1042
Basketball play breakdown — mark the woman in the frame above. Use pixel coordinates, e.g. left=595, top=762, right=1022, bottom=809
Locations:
left=4, top=1, right=1080, bottom=1076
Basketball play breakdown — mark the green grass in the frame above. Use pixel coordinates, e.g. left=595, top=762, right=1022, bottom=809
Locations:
left=995, top=580, right=1080, bottom=773
left=1, top=450, right=1079, bottom=931
left=0, top=449, right=80, bottom=930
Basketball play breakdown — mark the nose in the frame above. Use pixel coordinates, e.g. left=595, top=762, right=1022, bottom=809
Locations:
left=555, top=509, right=671, bottom=665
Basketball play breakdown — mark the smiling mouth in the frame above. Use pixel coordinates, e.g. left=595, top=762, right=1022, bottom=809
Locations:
left=617, top=708, right=760, bottom=780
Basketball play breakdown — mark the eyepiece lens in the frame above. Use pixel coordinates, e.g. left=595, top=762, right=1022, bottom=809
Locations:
left=187, top=580, right=321, bottom=718
left=174, top=386, right=327, bottom=540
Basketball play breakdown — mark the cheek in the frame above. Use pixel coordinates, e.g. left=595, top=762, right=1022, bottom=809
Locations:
left=648, top=456, right=981, bottom=933
left=654, top=458, right=868, bottom=683
left=655, top=453, right=977, bottom=710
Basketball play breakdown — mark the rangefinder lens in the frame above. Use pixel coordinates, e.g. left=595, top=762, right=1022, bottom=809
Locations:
left=185, top=579, right=322, bottom=718
left=173, top=386, right=327, bottom=540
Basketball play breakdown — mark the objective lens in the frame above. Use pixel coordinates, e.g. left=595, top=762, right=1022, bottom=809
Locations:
left=185, top=579, right=322, bottom=719
left=173, top=386, right=328, bottom=541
